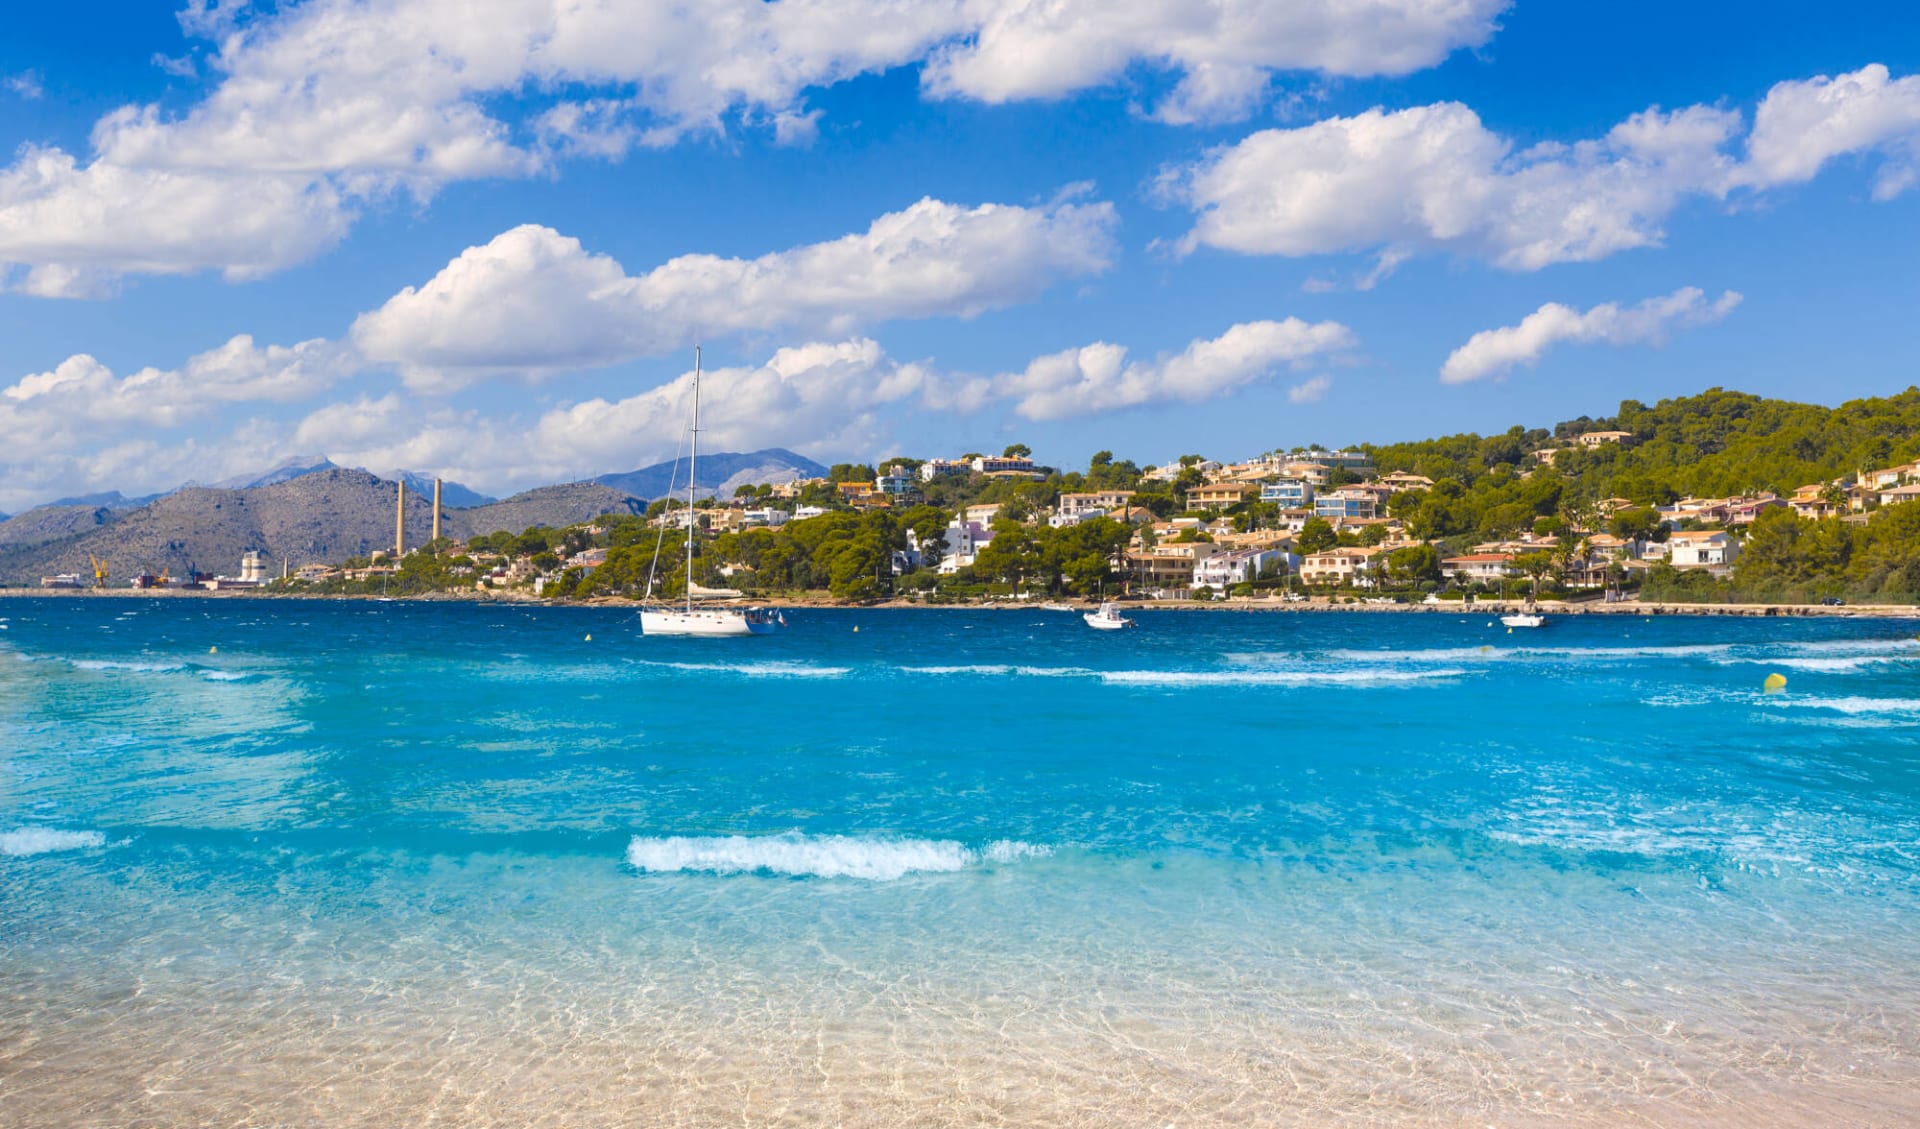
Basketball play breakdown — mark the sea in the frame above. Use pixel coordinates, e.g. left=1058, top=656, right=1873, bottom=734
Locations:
left=3, top=597, right=1918, bottom=1127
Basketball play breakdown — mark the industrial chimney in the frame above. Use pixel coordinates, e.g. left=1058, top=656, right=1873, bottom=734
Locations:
left=432, top=478, right=443, bottom=545
left=395, top=480, right=407, bottom=557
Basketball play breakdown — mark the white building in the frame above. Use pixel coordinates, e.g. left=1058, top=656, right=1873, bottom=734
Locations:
left=1192, top=548, right=1292, bottom=590
left=918, top=458, right=971, bottom=482
left=936, top=519, right=994, bottom=574
left=1057, top=490, right=1135, bottom=521
left=1667, top=530, right=1737, bottom=568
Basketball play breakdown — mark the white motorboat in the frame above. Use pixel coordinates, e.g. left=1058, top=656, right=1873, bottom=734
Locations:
left=1084, top=602, right=1134, bottom=630
left=1500, top=612, right=1545, bottom=628
left=640, top=347, right=778, bottom=638
left=1040, top=601, right=1075, bottom=612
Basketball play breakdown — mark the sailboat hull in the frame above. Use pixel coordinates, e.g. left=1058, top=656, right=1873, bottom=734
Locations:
left=640, top=609, right=776, bottom=636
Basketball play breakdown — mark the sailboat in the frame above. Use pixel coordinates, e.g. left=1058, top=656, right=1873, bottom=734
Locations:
left=639, top=348, right=779, bottom=637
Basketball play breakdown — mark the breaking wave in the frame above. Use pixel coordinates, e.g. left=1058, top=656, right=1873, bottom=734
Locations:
left=638, top=660, right=849, bottom=679
left=1102, top=668, right=1464, bottom=687
left=69, top=659, right=188, bottom=673
left=0, top=828, right=106, bottom=856
left=625, top=832, right=1050, bottom=880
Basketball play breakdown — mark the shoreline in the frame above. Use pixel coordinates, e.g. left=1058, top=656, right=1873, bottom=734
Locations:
left=5, top=586, right=1918, bottom=618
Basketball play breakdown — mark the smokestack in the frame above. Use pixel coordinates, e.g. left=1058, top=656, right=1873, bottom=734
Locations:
left=432, top=478, right=442, bottom=545
left=396, top=480, right=407, bottom=557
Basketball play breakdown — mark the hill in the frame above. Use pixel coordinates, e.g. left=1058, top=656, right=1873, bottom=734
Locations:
left=595, top=448, right=825, bottom=500
left=0, top=469, right=646, bottom=583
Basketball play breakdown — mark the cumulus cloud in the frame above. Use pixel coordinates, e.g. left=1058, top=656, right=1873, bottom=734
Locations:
left=350, top=196, right=1118, bottom=389
left=982, top=319, right=1355, bottom=421
left=1163, top=101, right=1744, bottom=271
left=924, top=0, right=1507, bottom=121
left=1166, top=63, right=1920, bottom=274
left=294, top=340, right=929, bottom=488
left=1, top=336, right=353, bottom=432
left=0, top=0, right=1502, bottom=292
left=0, top=146, right=351, bottom=296
left=1439, top=287, right=1742, bottom=385
left=1740, top=64, right=1920, bottom=199
left=0, top=336, right=352, bottom=511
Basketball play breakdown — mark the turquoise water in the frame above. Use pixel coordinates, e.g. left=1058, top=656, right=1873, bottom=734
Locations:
left=3, top=597, right=1919, bottom=1126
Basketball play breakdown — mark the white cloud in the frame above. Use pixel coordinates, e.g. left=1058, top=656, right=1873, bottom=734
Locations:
left=925, top=0, right=1506, bottom=121
left=3, top=335, right=352, bottom=428
left=151, top=53, right=198, bottom=79
left=0, top=0, right=1504, bottom=293
left=986, top=319, right=1355, bottom=421
left=1287, top=374, right=1331, bottom=404
left=1166, top=64, right=1920, bottom=274
left=5, top=71, right=44, bottom=99
left=294, top=339, right=928, bottom=489
left=1164, top=101, right=1743, bottom=271
left=1439, top=287, right=1742, bottom=385
left=1740, top=64, right=1920, bottom=200
left=0, top=146, right=351, bottom=296
left=350, top=196, right=1118, bottom=389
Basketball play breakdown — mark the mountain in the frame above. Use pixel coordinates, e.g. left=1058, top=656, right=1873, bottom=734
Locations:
left=205, top=455, right=338, bottom=491
left=384, top=470, right=494, bottom=508
left=0, top=469, right=646, bottom=583
left=44, top=490, right=164, bottom=510
left=595, top=448, right=826, bottom=501
left=0, top=504, right=124, bottom=550
left=451, top=483, right=646, bottom=537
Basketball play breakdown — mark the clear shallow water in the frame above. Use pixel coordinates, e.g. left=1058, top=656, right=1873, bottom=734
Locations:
left=3, top=598, right=1918, bottom=1127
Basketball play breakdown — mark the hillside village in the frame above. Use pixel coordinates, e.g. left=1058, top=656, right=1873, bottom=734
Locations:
left=25, top=388, right=1920, bottom=606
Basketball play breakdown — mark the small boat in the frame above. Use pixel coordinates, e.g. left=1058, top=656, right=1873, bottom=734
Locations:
left=1500, top=612, right=1545, bottom=628
left=1084, top=602, right=1134, bottom=630
left=1040, top=601, right=1075, bottom=612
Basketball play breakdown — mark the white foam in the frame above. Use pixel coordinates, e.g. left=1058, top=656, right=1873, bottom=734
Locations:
left=1757, top=656, right=1890, bottom=673
left=1778, top=637, right=1920, bottom=656
left=901, top=664, right=1089, bottom=678
left=1762, top=696, right=1920, bottom=716
left=201, top=669, right=249, bottom=682
left=70, top=659, right=187, bottom=673
left=641, top=660, right=849, bottom=679
left=1318, top=647, right=1507, bottom=664
left=625, top=832, right=1050, bottom=880
left=0, top=828, right=106, bottom=856
left=1101, top=668, right=1464, bottom=687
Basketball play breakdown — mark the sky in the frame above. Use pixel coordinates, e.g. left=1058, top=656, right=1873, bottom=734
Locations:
left=1, top=1, right=1917, bottom=512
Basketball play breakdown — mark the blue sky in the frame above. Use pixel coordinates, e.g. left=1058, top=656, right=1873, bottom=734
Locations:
left=1, top=0, right=1916, bottom=510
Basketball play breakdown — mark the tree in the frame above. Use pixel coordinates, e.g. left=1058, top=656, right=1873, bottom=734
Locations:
left=1297, top=517, right=1337, bottom=555
left=1002, top=443, right=1031, bottom=459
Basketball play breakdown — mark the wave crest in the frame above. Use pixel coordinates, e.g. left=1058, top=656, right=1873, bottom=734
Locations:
left=0, top=828, right=106, bottom=856
left=625, top=832, right=1049, bottom=880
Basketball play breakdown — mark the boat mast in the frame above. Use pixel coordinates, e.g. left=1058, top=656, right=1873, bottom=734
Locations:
left=686, top=346, right=699, bottom=614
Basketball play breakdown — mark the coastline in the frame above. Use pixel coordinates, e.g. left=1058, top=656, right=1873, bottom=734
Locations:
left=5, top=585, right=1919, bottom=618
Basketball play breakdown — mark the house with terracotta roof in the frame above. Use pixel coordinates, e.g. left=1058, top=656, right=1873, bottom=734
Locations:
left=1441, top=553, right=1516, bottom=583
left=1300, top=546, right=1384, bottom=586
left=1668, top=530, right=1737, bottom=568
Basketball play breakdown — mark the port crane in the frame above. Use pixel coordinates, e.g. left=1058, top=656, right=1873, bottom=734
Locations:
left=87, top=554, right=110, bottom=589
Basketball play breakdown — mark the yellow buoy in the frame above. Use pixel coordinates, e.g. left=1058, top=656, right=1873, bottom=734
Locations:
left=209, top=645, right=217, bottom=654
left=1480, top=645, right=1491, bottom=653
left=1763, top=672, right=1788, bottom=694
left=853, top=625, right=860, bottom=633
left=1507, top=627, right=1513, bottom=635
left=584, top=634, right=592, bottom=642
